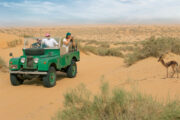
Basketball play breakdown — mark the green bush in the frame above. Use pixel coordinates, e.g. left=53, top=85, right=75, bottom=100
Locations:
left=52, top=83, right=180, bottom=120
left=125, top=37, right=180, bottom=66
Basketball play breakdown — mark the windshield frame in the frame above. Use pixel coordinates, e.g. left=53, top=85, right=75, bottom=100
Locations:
left=23, top=37, right=61, bottom=49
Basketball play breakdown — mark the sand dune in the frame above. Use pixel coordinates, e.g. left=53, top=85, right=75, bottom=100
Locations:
left=0, top=33, right=22, bottom=48
left=0, top=46, right=180, bottom=120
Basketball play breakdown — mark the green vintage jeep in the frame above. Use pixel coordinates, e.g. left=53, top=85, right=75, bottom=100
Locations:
left=9, top=38, right=80, bottom=87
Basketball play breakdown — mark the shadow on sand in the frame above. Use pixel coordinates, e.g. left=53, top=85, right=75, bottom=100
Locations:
left=23, top=72, right=67, bottom=87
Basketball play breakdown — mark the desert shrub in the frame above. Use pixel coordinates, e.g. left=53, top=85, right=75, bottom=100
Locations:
left=159, top=101, right=180, bottom=120
left=7, top=39, right=23, bottom=48
left=118, top=46, right=135, bottom=52
left=106, top=48, right=124, bottom=57
left=100, top=42, right=110, bottom=48
left=113, top=41, right=130, bottom=45
left=21, top=34, right=33, bottom=38
left=52, top=83, right=180, bottom=120
left=0, top=57, right=6, bottom=68
left=79, top=45, right=123, bottom=57
left=85, top=40, right=110, bottom=48
left=77, top=40, right=123, bottom=57
left=125, top=37, right=180, bottom=66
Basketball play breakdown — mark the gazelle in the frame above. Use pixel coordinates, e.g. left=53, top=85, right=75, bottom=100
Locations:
left=158, top=55, right=179, bottom=78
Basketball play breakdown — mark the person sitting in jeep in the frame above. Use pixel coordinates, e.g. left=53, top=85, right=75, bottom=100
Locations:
left=41, top=33, right=58, bottom=48
left=62, top=32, right=76, bottom=52
left=31, top=38, right=41, bottom=48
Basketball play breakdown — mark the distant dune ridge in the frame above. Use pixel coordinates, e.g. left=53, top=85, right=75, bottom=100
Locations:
left=0, top=25, right=180, bottom=43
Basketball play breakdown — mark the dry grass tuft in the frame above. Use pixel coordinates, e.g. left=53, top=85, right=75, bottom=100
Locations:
left=7, top=39, right=23, bottom=48
left=52, top=83, right=180, bottom=120
left=125, top=37, right=180, bottom=66
left=0, top=57, right=7, bottom=72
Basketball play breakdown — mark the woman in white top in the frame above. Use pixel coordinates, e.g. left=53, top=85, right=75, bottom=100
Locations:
left=62, top=32, right=75, bottom=52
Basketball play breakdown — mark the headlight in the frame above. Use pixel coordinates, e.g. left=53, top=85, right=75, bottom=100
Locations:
left=11, top=65, right=17, bottom=69
left=20, top=58, right=25, bottom=63
left=34, top=58, right=39, bottom=63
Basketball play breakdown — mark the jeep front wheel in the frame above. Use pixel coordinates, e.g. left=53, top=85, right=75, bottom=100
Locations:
left=67, top=61, right=77, bottom=78
left=43, top=66, right=56, bottom=88
left=10, top=74, right=24, bottom=86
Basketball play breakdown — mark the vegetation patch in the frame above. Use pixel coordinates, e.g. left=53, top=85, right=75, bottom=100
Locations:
left=7, top=39, right=23, bottom=48
left=21, top=34, right=34, bottom=38
left=125, top=37, right=180, bottom=66
left=78, top=37, right=180, bottom=66
left=77, top=40, right=124, bottom=57
left=79, top=45, right=123, bottom=57
left=52, top=83, right=180, bottom=120
left=0, top=57, right=7, bottom=72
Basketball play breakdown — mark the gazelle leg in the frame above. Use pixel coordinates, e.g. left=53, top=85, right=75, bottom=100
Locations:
left=177, top=69, right=179, bottom=78
left=171, top=66, right=175, bottom=78
left=176, top=66, right=179, bottom=78
left=167, top=68, right=168, bottom=78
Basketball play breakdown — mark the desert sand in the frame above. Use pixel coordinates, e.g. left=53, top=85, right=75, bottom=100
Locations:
left=0, top=49, right=180, bottom=120
left=0, top=25, right=180, bottom=120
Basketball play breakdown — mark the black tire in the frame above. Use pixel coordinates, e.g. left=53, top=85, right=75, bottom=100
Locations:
left=10, top=74, right=24, bottom=86
left=42, top=66, right=56, bottom=88
left=67, top=61, right=77, bottom=78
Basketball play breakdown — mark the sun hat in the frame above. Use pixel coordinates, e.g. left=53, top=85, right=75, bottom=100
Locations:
left=45, top=33, right=50, bottom=37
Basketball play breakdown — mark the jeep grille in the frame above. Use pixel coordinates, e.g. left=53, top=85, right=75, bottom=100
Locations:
left=27, top=56, right=34, bottom=67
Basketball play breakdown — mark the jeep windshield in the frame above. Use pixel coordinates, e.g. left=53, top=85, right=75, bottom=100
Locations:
left=24, top=37, right=61, bottom=49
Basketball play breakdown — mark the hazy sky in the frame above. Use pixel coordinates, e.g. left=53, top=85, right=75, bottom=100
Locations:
left=0, top=0, right=180, bottom=26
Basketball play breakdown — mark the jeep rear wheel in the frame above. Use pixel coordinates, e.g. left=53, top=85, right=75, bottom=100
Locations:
left=67, top=61, right=77, bottom=78
left=43, top=66, right=56, bottom=88
left=10, top=74, right=24, bottom=86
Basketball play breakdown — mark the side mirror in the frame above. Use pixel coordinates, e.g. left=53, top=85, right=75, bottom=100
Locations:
left=9, top=52, right=13, bottom=57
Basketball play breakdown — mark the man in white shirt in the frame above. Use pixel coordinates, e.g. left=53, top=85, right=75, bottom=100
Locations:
left=62, top=32, right=75, bottom=52
left=41, top=33, right=58, bottom=48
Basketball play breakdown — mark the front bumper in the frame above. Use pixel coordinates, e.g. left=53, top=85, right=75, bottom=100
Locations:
left=10, top=71, right=47, bottom=75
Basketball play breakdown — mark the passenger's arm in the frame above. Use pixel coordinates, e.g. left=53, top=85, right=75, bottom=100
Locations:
left=53, top=39, right=59, bottom=46
left=63, top=39, right=71, bottom=45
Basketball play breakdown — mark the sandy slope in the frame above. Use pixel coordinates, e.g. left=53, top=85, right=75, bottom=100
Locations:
left=0, top=49, right=180, bottom=120
left=0, top=33, right=22, bottom=48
